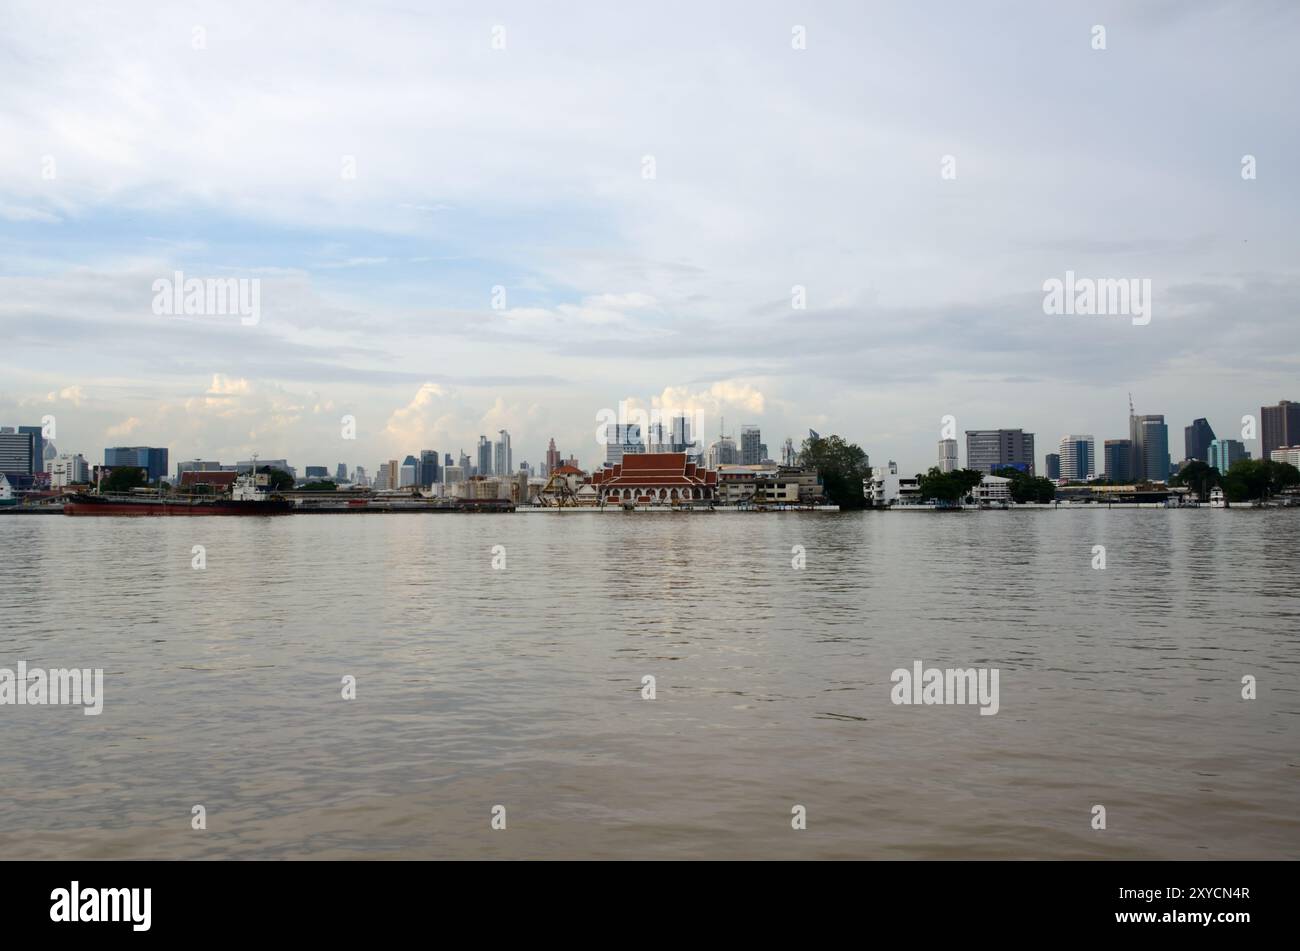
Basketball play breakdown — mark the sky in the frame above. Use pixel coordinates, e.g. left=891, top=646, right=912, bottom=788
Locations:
left=1, top=0, right=1297, bottom=476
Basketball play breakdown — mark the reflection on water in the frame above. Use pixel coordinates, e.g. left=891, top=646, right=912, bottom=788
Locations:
left=1, top=510, right=1297, bottom=858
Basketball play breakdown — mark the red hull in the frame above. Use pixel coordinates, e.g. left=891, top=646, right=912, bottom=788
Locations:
left=63, top=496, right=292, bottom=516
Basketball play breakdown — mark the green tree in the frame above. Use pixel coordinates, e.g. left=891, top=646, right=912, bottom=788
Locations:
left=1221, top=459, right=1300, bottom=502
left=299, top=480, right=338, bottom=492
left=991, top=467, right=1057, bottom=503
left=799, top=435, right=870, bottom=508
left=917, top=467, right=984, bottom=503
left=1169, top=460, right=1218, bottom=502
left=102, top=466, right=148, bottom=493
left=258, top=466, right=295, bottom=491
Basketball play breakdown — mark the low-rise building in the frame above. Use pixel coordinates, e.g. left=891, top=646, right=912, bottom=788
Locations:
left=1269, top=446, right=1300, bottom=467
left=973, top=474, right=1012, bottom=503
left=864, top=462, right=920, bottom=507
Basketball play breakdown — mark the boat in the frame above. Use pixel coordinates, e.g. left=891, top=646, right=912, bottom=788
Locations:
left=1209, top=487, right=1227, bottom=508
left=63, top=471, right=292, bottom=516
left=0, top=474, right=17, bottom=507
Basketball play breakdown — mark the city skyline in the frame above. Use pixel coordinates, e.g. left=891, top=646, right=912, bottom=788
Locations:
left=2, top=3, right=1298, bottom=479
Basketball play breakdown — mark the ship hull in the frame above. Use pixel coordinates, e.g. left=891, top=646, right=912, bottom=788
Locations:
left=63, top=495, right=293, bottom=516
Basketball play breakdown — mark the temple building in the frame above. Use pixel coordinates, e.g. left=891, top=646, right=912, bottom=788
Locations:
left=587, top=452, right=717, bottom=504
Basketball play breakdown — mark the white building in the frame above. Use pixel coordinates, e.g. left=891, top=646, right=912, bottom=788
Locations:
left=864, top=461, right=921, bottom=507
left=1269, top=446, right=1300, bottom=467
left=938, top=439, right=957, bottom=473
left=50, top=453, right=90, bottom=487
left=1057, top=435, right=1096, bottom=481
left=973, top=474, right=1013, bottom=502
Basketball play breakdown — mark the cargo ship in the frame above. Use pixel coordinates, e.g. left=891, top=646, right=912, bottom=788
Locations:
left=63, top=471, right=292, bottom=516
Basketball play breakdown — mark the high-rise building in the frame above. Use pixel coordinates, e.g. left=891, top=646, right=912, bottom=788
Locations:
left=105, top=446, right=169, bottom=483
left=1207, top=439, right=1248, bottom=472
left=740, top=425, right=764, bottom=465
left=444, top=452, right=453, bottom=469
left=781, top=437, right=797, bottom=466
left=18, top=425, right=45, bottom=475
left=305, top=466, right=329, bottom=480
left=477, top=436, right=493, bottom=477
left=965, top=429, right=1035, bottom=474
left=335, top=463, right=348, bottom=482
left=1261, top=401, right=1300, bottom=463
left=50, top=453, right=89, bottom=487
left=353, top=466, right=368, bottom=487
left=1129, top=414, right=1170, bottom=482
left=494, top=430, right=511, bottom=478
left=1184, top=418, right=1216, bottom=464
left=707, top=435, right=738, bottom=469
left=419, top=449, right=439, bottom=488
left=938, top=438, right=958, bottom=473
left=1045, top=453, right=1061, bottom=481
left=1057, top=435, right=1096, bottom=481
left=670, top=415, right=693, bottom=453
left=603, top=424, right=644, bottom=467
left=0, top=428, right=37, bottom=477
left=545, top=438, right=561, bottom=475
left=387, top=458, right=399, bottom=489
left=1104, top=440, right=1132, bottom=482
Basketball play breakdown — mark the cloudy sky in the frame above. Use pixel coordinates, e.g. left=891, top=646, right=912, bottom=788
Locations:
left=1, top=0, right=1297, bottom=476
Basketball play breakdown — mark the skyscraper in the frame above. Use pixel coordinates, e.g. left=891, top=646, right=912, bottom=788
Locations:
left=1207, top=439, right=1248, bottom=472
left=1184, top=418, right=1216, bottom=464
left=1129, top=414, right=1170, bottom=482
left=1057, top=435, right=1096, bottom=481
left=740, top=425, right=763, bottom=465
left=104, top=446, right=169, bottom=483
left=494, top=430, right=511, bottom=478
left=545, top=438, right=560, bottom=475
left=419, top=449, right=439, bottom=488
left=1261, top=400, right=1300, bottom=463
left=335, top=463, right=348, bottom=482
left=0, top=428, right=36, bottom=478
left=603, top=424, right=643, bottom=467
left=18, top=425, right=44, bottom=475
left=1104, top=439, right=1133, bottom=482
left=477, top=436, right=493, bottom=477
left=1045, top=453, right=1061, bottom=481
left=938, top=438, right=957, bottom=473
left=965, top=429, right=1035, bottom=474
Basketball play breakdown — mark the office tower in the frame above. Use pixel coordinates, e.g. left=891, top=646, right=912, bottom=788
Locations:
left=938, top=438, right=958, bottom=473
left=0, top=428, right=37, bottom=477
left=1045, top=453, right=1061, bottom=481
left=645, top=421, right=667, bottom=453
left=353, top=466, right=367, bottom=486
left=335, top=463, right=348, bottom=482
left=740, top=426, right=763, bottom=465
left=1103, top=440, right=1132, bottom=482
left=444, top=452, right=453, bottom=469
left=305, top=466, right=329, bottom=479
left=50, top=453, right=90, bottom=487
left=603, top=424, right=644, bottom=467
left=494, top=430, right=511, bottom=478
left=781, top=437, right=797, bottom=466
left=1261, top=400, right=1300, bottom=463
left=670, top=415, right=692, bottom=453
left=105, top=446, right=169, bottom=483
left=964, top=429, right=1035, bottom=475
left=1129, top=414, right=1170, bottom=482
left=1207, top=439, right=1248, bottom=472
left=1057, top=435, right=1096, bottom=481
left=387, top=458, right=399, bottom=489
left=477, top=436, right=493, bottom=477
left=1184, top=418, right=1216, bottom=464
left=707, top=435, right=738, bottom=469
left=546, top=438, right=561, bottom=475
left=443, top=465, right=464, bottom=484
left=18, top=425, right=44, bottom=474
left=419, top=449, right=439, bottom=488
left=399, top=461, right=417, bottom=487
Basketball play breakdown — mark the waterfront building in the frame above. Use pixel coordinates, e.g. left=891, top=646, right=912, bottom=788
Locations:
left=965, top=429, right=1035, bottom=475
left=0, top=428, right=37, bottom=478
left=1104, top=439, right=1132, bottom=482
left=1057, top=435, right=1096, bottom=481
left=1208, top=438, right=1248, bottom=472
left=864, top=461, right=921, bottom=507
left=106, top=446, right=170, bottom=483
left=938, top=438, right=958, bottom=473
left=1261, top=400, right=1300, bottom=463
left=1184, top=418, right=1216, bottom=463
left=494, top=430, right=512, bottom=478
left=973, top=474, right=1013, bottom=503
left=588, top=452, right=717, bottom=504
left=602, top=423, right=644, bottom=467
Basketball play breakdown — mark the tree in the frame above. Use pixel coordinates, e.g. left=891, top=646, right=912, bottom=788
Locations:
left=1221, top=459, right=1300, bottom=502
left=1168, top=460, right=1218, bottom=502
left=918, top=467, right=983, bottom=503
left=102, top=466, right=147, bottom=493
left=299, top=480, right=338, bottom=492
left=991, top=467, right=1057, bottom=503
left=258, top=466, right=295, bottom=491
left=799, top=435, right=870, bottom=508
